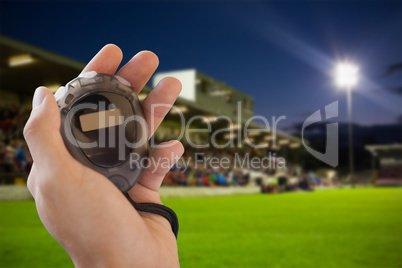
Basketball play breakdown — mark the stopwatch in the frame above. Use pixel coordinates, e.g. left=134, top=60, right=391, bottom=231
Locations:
left=55, top=71, right=148, bottom=192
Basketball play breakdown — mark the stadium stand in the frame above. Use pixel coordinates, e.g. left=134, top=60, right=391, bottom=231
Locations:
left=1, top=35, right=306, bottom=193
left=366, top=144, right=402, bottom=186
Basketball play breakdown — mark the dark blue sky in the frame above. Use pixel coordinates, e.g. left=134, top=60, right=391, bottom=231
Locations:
left=1, top=1, right=401, bottom=129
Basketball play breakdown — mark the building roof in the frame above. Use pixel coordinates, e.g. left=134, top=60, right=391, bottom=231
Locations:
left=0, top=34, right=301, bottom=147
left=0, top=35, right=85, bottom=96
left=365, top=144, right=402, bottom=156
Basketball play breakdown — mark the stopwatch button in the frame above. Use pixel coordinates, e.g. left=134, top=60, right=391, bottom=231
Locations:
left=54, top=86, right=67, bottom=102
left=78, top=71, right=98, bottom=78
left=115, top=75, right=131, bottom=87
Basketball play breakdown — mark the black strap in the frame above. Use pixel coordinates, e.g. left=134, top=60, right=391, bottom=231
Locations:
left=124, top=193, right=179, bottom=239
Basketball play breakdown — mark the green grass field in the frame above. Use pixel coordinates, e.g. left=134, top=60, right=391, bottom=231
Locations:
left=1, top=188, right=401, bottom=267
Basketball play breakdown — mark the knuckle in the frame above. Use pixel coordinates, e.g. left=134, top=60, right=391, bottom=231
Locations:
left=23, top=113, right=42, bottom=141
left=145, top=104, right=172, bottom=118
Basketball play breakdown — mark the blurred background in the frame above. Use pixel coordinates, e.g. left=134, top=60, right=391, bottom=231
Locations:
left=0, top=1, right=401, bottom=267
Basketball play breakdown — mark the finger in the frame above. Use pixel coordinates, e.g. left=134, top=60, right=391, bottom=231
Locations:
left=80, top=44, right=123, bottom=75
left=116, top=51, right=159, bottom=93
left=127, top=140, right=184, bottom=203
left=142, top=77, right=182, bottom=137
left=139, top=140, right=184, bottom=191
left=24, top=87, right=73, bottom=179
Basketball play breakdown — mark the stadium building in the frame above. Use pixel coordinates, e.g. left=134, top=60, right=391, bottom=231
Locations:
left=365, top=144, right=402, bottom=186
left=0, top=35, right=303, bottom=185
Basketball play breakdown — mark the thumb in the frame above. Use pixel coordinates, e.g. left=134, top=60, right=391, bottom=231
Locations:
left=24, top=87, right=70, bottom=168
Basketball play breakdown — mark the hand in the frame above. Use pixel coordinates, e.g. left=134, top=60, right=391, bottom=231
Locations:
left=24, top=45, right=183, bottom=267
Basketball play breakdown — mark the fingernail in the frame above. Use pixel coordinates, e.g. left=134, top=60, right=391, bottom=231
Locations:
left=33, top=87, right=46, bottom=109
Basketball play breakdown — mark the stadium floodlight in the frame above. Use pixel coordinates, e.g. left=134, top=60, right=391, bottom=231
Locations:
left=334, top=61, right=359, bottom=180
left=335, top=62, right=359, bottom=89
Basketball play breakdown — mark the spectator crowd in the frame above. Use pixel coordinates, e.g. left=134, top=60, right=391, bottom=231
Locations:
left=161, top=148, right=329, bottom=193
left=0, top=104, right=32, bottom=184
left=0, top=104, right=329, bottom=194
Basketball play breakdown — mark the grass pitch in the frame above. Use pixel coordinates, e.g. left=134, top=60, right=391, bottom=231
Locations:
left=1, top=188, right=401, bottom=267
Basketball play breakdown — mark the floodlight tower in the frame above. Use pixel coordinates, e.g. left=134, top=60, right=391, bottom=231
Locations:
left=335, top=62, right=359, bottom=178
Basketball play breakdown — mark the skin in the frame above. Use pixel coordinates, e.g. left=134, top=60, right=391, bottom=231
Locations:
left=24, top=45, right=183, bottom=267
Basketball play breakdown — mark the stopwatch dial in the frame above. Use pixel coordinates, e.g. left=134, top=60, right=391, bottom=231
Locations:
left=69, top=92, right=136, bottom=168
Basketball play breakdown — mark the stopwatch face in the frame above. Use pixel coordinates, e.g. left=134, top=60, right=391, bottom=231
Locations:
left=57, top=72, right=148, bottom=192
left=71, top=92, right=135, bottom=168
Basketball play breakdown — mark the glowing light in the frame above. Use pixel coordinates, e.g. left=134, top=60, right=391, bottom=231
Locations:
left=170, top=105, right=188, bottom=114
left=257, top=142, right=269, bottom=148
left=245, top=137, right=255, bottom=143
left=264, top=135, right=274, bottom=141
left=335, top=62, right=359, bottom=89
left=271, top=145, right=280, bottom=150
left=210, top=90, right=227, bottom=96
left=224, top=133, right=237, bottom=139
left=138, top=94, right=147, bottom=101
left=278, top=139, right=289, bottom=145
left=46, top=84, right=62, bottom=93
left=327, top=170, right=336, bottom=178
left=290, top=143, right=301, bottom=148
left=202, top=116, right=218, bottom=123
left=9, top=54, right=34, bottom=67
left=247, top=130, right=261, bottom=136
left=228, top=123, right=241, bottom=130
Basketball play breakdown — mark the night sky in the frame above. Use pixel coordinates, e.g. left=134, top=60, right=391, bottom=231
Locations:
left=1, top=1, right=401, bottom=130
